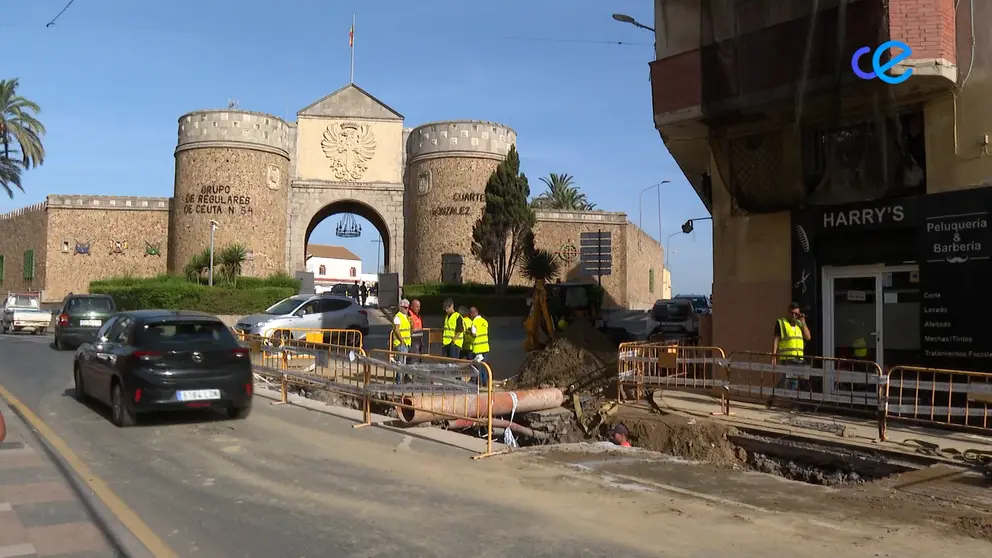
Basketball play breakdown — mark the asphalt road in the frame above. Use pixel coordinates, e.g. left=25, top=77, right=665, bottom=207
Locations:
left=0, top=332, right=643, bottom=557
left=0, top=332, right=987, bottom=558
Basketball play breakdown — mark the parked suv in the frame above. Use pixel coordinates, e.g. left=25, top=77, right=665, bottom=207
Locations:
left=649, top=298, right=700, bottom=342
left=674, top=294, right=712, bottom=316
left=234, top=294, right=369, bottom=342
left=53, top=294, right=117, bottom=350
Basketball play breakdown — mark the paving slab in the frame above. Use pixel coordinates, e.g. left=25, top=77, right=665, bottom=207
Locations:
left=0, top=404, right=117, bottom=558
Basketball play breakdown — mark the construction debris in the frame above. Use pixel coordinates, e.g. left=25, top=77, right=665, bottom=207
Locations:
left=513, top=319, right=618, bottom=395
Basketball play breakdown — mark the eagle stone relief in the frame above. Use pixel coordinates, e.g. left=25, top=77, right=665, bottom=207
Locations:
left=321, top=122, right=376, bottom=181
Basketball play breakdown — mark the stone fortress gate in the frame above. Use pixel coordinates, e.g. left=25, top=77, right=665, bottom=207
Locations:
left=172, top=83, right=517, bottom=284
left=0, top=81, right=664, bottom=308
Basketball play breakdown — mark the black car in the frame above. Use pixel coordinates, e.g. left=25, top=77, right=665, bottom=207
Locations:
left=73, top=310, right=253, bottom=427
left=53, top=294, right=117, bottom=350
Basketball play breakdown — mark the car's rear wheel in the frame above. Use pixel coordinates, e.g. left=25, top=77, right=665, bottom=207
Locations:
left=53, top=335, right=63, bottom=350
left=72, top=366, right=87, bottom=402
left=227, top=403, right=252, bottom=420
left=111, top=383, right=136, bottom=427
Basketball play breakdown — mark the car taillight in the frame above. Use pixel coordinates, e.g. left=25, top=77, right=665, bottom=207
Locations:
left=132, top=351, right=162, bottom=360
left=133, top=388, right=142, bottom=403
left=58, top=314, right=69, bottom=327
left=231, top=347, right=249, bottom=357
left=358, top=310, right=367, bottom=316
left=245, top=383, right=253, bottom=396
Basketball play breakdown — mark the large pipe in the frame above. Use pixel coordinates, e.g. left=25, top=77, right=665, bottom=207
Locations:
left=446, top=418, right=550, bottom=441
left=397, top=388, right=564, bottom=425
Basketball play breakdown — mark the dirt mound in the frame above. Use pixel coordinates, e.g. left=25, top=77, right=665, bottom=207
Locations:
left=614, top=412, right=743, bottom=467
left=513, top=319, right=618, bottom=394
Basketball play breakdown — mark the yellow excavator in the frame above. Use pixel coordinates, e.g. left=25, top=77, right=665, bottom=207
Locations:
left=523, top=281, right=604, bottom=351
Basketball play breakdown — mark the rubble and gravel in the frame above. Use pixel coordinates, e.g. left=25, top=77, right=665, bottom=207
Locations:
left=513, top=319, right=618, bottom=396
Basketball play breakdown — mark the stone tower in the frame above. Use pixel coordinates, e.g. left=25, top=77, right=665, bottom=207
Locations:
left=404, top=121, right=517, bottom=284
left=171, top=110, right=292, bottom=277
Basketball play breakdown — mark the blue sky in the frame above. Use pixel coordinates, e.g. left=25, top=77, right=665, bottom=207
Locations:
left=4, top=0, right=713, bottom=294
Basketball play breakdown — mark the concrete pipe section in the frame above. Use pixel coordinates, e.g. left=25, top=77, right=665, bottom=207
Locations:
left=397, top=388, right=564, bottom=425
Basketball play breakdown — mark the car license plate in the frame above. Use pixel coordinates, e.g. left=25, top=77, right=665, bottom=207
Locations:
left=177, top=389, right=221, bottom=401
left=80, top=319, right=102, bottom=327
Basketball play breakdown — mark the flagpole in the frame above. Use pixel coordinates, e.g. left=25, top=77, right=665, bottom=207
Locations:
left=350, top=13, right=355, bottom=84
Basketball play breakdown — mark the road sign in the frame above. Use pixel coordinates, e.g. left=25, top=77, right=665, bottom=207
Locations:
left=579, top=230, right=612, bottom=276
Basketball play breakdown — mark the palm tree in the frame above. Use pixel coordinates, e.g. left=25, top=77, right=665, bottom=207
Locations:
left=219, top=243, right=249, bottom=284
left=0, top=79, right=45, bottom=197
left=531, top=173, right=596, bottom=210
left=0, top=156, right=23, bottom=198
left=520, top=248, right=561, bottom=351
left=184, top=248, right=212, bottom=282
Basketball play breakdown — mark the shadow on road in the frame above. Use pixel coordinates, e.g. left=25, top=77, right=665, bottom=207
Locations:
left=60, top=388, right=242, bottom=428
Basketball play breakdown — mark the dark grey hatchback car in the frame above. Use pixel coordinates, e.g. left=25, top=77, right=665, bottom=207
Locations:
left=54, top=294, right=117, bottom=350
left=73, top=310, right=253, bottom=427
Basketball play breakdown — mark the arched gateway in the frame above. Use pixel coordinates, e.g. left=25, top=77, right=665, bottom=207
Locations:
left=286, top=84, right=405, bottom=279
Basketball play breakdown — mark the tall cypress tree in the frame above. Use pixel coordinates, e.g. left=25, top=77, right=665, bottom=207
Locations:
left=471, top=145, right=536, bottom=294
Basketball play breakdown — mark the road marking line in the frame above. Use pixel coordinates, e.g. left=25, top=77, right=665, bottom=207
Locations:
left=0, top=384, right=178, bottom=558
left=0, top=543, right=36, bottom=558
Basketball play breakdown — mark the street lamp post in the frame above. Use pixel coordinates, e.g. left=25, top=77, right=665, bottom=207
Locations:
left=612, top=13, right=655, bottom=32
left=208, top=220, right=219, bottom=287
left=638, top=180, right=670, bottom=249
left=371, top=238, right=383, bottom=273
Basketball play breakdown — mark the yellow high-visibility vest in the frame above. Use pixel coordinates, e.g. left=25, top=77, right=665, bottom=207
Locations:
left=393, top=312, right=412, bottom=347
left=471, top=316, right=490, bottom=354
left=776, top=318, right=804, bottom=359
left=443, top=312, right=463, bottom=348
left=853, top=337, right=868, bottom=358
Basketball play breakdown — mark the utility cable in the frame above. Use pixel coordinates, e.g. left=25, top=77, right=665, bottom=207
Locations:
left=46, top=0, right=77, bottom=28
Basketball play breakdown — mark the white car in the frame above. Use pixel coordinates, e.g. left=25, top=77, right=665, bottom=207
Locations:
left=234, top=294, right=370, bottom=342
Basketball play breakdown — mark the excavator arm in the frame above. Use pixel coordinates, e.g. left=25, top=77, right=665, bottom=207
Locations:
left=523, top=280, right=555, bottom=351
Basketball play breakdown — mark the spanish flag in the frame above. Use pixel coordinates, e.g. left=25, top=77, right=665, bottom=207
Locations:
left=349, top=24, right=354, bottom=47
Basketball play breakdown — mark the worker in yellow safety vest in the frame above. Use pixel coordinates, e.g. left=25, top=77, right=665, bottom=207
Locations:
left=457, top=305, right=473, bottom=359
left=852, top=336, right=868, bottom=359
left=392, top=299, right=413, bottom=372
left=772, top=302, right=812, bottom=391
left=441, top=298, right=465, bottom=359
left=468, top=306, right=490, bottom=387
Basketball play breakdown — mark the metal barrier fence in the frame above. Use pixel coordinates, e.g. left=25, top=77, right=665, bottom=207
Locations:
left=881, top=365, right=992, bottom=440
left=387, top=328, right=440, bottom=355
left=725, top=352, right=884, bottom=412
left=267, top=328, right=364, bottom=348
left=617, top=342, right=726, bottom=402
left=239, top=332, right=497, bottom=459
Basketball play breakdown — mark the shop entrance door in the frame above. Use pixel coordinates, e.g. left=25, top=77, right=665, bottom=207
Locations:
left=822, top=264, right=920, bottom=401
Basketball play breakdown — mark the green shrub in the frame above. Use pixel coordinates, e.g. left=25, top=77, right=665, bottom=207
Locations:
left=412, top=294, right=529, bottom=317
left=89, top=274, right=298, bottom=315
left=402, top=282, right=530, bottom=298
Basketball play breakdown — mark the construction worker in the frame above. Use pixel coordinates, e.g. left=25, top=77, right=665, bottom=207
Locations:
left=409, top=299, right=425, bottom=359
left=609, top=424, right=632, bottom=448
left=458, top=305, right=473, bottom=359
left=392, top=299, right=412, bottom=370
left=468, top=306, right=490, bottom=388
left=441, top=298, right=464, bottom=359
left=773, top=302, right=811, bottom=391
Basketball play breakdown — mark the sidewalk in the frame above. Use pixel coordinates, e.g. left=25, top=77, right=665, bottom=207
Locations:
left=655, top=390, right=992, bottom=462
left=0, top=403, right=116, bottom=557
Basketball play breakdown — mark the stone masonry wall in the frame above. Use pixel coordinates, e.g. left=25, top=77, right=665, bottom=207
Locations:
left=0, top=203, right=48, bottom=296
left=405, top=120, right=517, bottom=285
left=515, top=210, right=631, bottom=308
left=171, top=147, right=290, bottom=277
left=44, top=196, right=170, bottom=302
left=405, top=156, right=500, bottom=284
left=624, top=224, right=664, bottom=310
